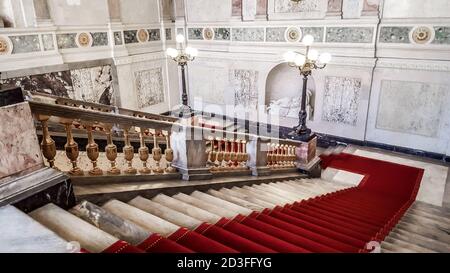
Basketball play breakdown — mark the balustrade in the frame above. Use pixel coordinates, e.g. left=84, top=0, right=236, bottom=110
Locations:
left=206, top=138, right=249, bottom=172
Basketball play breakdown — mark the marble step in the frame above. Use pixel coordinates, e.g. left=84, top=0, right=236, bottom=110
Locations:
left=256, top=183, right=304, bottom=202
left=190, top=191, right=253, bottom=215
left=269, top=182, right=310, bottom=199
left=384, top=236, right=436, bottom=253
left=232, top=186, right=281, bottom=207
left=0, top=205, right=69, bottom=253
left=406, top=208, right=450, bottom=227
left=388, top=229, right=450, bottom=253
left=102, top=199, right=179, bottom=237
left=220, top=188, right=275, bottom=209
left=413, top=201, right=450, bottom=215
left=128, top=196, right=202, bottom=230
left=380, top=241, right=421, bottom=253
left=250, top=185, right=297, bottom=204
left=172, top=193, right=237, bottom=218
left=272, top=182, right=316, bottom=199
left=29, top=203, right=119, bottom=253
left=402, top=212, right=450, bottom=231
left=395, top=221, right=450, bottom=244
left=70, top=200, right=150, bottom=246
left=152, top=194, right=222, bottom=224
left=208, top=189, right=265, bottom=212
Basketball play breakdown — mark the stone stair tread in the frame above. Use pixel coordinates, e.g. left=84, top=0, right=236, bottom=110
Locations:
left=380, top=241, right=422, bottom=253
left=414, top=201, right=450, bottom=215
left=384, top=237, right=436, bottom=253
left=403, top=213, right=450, bottom=231
left=396, top=222, right=450, bottom=244
left=388, top=229, right=450, bottom=253
left=407, top=208, right=450, bottom=226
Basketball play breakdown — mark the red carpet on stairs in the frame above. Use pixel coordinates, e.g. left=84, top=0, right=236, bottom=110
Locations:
left=101, top=153, right=424, bottom=253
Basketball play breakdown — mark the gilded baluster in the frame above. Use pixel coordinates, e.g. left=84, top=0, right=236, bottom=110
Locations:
left=123, top=128, right=137, bottom=174
left=152, top=131, right=164, bottom=174
left=38, top=115, right=58, bottom=170
left=209, top=139, right=218, bottom=171
left=236, top=140, right=245, bottom=169
left=85, top=124, right=103, bottom=176
left=164, top=131, right=176, bottom=173
left=223, top=139, right=231, bottom=170
left=216, top=138, right=224, bottom=170
left=138, top=128, right=151, bottom=174
left=105, top=126, right=121, bottom=175
left=62, top=120, right=83, bottom=176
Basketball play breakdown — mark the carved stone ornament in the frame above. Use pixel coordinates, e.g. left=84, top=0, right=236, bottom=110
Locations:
left=0, top=35, right=13, bottom=55
left=76, top=32, right=93, bottom=48
left=411, top=26, right=434, bottom=44
left=285, top=26, right=302, bottom=42
left=203, top=27, right=215, bottom=40
left=137, top=29, right=149, bottom=43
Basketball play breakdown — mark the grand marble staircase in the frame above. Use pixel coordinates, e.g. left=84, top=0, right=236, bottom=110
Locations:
left=23, top=178, right=353, bottom=253
left=381, top=202, right=450, bottom=253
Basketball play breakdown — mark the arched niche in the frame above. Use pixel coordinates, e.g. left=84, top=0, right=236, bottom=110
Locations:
left=265, top=62, right=316, bottom=121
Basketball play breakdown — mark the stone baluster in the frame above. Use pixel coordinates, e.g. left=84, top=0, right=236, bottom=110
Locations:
left=138, top=128, right=151, bottom=174
left=104, top=126, right=120, bottom=175
left=37, top=115, right=58, bottom=170
left=123, top=128, right=137, bottom=174
left=290, top=146, right=296, bottom=167
left=242, top=140, right=249, bottom=166
left=152, top=130, right=164, bottom=174
left=61, top=119, right=83, bottom=176
left=164, top=131, right=176, bottom=173
left=85, top=124, right=103, bottom=176
left=237, top=140, right=245, bottom=169
left=267, top=143, right=274, bottom=167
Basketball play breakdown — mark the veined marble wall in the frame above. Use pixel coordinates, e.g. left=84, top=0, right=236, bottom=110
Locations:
left=134, top=68, right=165, bottom=109
left=0, top=65, right=115, bottom=105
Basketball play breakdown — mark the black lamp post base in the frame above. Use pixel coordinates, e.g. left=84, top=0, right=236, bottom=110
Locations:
left=171, top=104, right=195, bottom=118
left=289, top=126, right=315, bottom=142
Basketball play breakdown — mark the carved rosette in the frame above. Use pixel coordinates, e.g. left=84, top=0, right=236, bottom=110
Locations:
left=0, top=35, right=13, bottom=55
left=137, top=29, right=149, bottom=43
left=285, top=26, right=302, bottom=42
left=76, top=32, right=93, bottom=48
left=411, top=26, right=434, bottom=44
left=203, top=27, right=215, bottom=40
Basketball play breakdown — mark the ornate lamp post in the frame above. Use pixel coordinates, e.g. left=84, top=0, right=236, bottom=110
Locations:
left=166, top=34, right=198, bottom=113
left=284, top=34, right=332, bottom=140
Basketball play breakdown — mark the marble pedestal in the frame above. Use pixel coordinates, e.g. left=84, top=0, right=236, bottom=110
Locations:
left=295, top=136, right=321, bottom=178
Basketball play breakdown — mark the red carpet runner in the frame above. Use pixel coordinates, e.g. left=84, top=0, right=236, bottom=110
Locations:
left=101, top=153, right=424, bottom=253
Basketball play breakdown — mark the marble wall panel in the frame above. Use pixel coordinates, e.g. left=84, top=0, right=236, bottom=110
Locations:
left=256, top=0, right=268, bottom=15
left=433, top=26, right=450, bottom=45
left=165, top=28, right=172, bottom=40
left=214, top=28, right=231, bottom=41
left=266, top=27, right=287, bottom=42
left=188, top=28, right=203, bottom=40
left=379, top=27, right=411, bottom=44
left=56, top=33, right=77, bottom=49
left=135, top=68, right=165, bottom=109
left=114, top=31, right=123, bottom=45
left=322, top=76, right=361, bottom=126
left=327, top=0, right=343, bottom=12
left=326, top=27, right=373, bottom=43
left=148, top=29, right=161, bottom=41
left=41, top=34, right=55, bottom=51
left=376, top=80, right=447, bottom=137
left=0, top=103, right=43, bottom=180
left=232, top=0, right=243, bottom=16
left=124, top=30, right=138, bottom=44
left=71, top=65, right=115, bottom=105
left=302, top=27, right=324, bottom=42
left=232, top=28, right=265, bottom=42
left=190, top=66, right=226, bottom=105
left=231, top=69, right=259, bottom=108
left=10, top=35, right=40, bottom=54
left=91, top=32, right=109, bottom=47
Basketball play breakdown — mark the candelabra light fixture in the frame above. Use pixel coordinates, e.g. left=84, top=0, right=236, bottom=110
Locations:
left=283, top=34, right=332, bottom=139
left=166, top=34, right=198, bottom=113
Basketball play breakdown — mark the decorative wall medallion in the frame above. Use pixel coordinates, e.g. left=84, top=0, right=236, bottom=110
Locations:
left=0, top=36, right=13, bottom=55
left=137, top=29, right=149, bottom=43
left=76, top=32, right=93, bottom=48
left=411, top=26, right=434, bottom=44
left=203, top=27, right=215, bottom=40
left=285, top=27, right=302, bottom=42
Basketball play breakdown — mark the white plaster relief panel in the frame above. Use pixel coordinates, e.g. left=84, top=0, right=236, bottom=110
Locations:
left=230, top=69, right=259, bottom=109
left=135, top=68, right=165, bottom=109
